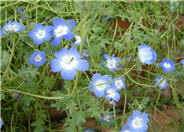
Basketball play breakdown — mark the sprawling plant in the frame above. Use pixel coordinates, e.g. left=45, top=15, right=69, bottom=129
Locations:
left=1, top=1, right=184, bottom=132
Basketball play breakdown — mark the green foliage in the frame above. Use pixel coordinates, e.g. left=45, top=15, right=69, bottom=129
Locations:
left=1, top=1, right=184, bottom=132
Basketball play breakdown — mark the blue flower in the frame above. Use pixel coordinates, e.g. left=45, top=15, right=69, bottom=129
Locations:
left=103, top=54, right=121, bottom=72
left=83, top=128, right=95, bottom=132
left=170, top=0, right=179, bottom=11
left=28, top=23, right=53, bottom=45
left=154, top=76, right=168, bottom=90
left=180, top=60, right=184, bottom=67
left=51, top=47, right=89, bottom=80
left=112, top=77, right=126, bottom=92
left=51, top=18, right=74, bottom=46
left=81, top=49, right=90, bottom=59
left=14, top=92, right=21, bottom=100
left=0, top=20, right=25, bottom=37
left=89, top=73, right=111, bottom=98
left=101, top=15, right=114, bottom=24
left=0, top=117, right=3, bottom=129
left=138, top=44, right=157, bottom=64
left=16, top=7, right=24, bottom=13
left=159, top=58, right=175, bottom=73
left=29, top=51, right=47, bottom=68
left=105, top=87, right=120, bottom=102
left=72, top=35, right=86, bottom=46
left=127, top=110, right=149, bottom=132
left=101, top=113, right=113, bottom=123
left=118, top=124, right=131, bottom=132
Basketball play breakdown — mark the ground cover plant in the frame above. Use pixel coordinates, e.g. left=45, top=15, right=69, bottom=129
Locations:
left=1, top=1, right=184, bottom=132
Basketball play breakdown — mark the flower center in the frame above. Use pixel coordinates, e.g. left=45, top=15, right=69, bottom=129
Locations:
left=106, top=89, right=115, bottom=98
left=131, top=116, right=143, bottom=128
left=5, top=24, right=19, bottom=32
left=95, top=80, right=106, bottom=91
left=34, top=55, right=42, bottom=62
left=164, top=62, right=171, bottom=68
left=35, top=30, right=45, bottom=39
left=123, top=130, right=130, bottom=132
left=115, top=79, right=123, bottom=89
left=54, top=26, right=68, bottom=37
left=60, top=56, right=78, bottom=70
left=107, top=59, right=116, bottom=68
left=75, top=36, right=81, bottom=44
left=159, top=78, right=166, bottom=87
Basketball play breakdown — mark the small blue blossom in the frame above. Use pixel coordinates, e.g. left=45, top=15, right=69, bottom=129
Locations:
left=170, top=0, right=179, bottom=11
left=83, top=128, right=95, bottom=132
left=0, top=117, right=3, bottom=129
left=154, top=76, right=168, bottom=90
left=101, top=113, right=113, bottom=123
left=103, top=54, right=121, bottom=72
left=159, top=58, right=175, bottom=73
left=101, top=15, right=114, bottom=24
left=16, top=7, right=24, bottom=13
left=0, top=20, right=25, bottom=37
left=29, top=51, right=47, bottom=68
left=51, top=47, right=89, bottom=80
left=138, top=44, right=157, bottom=64
left=72, top=35, right=86, bottom=46
left=118, top=124, right=131, bottom=132
left=89, top=73, right=111, bottom=98
left=180, top=60, right=184, bottom=67
left=14, top=92, right=21, bottom=100
left=28, top=23, right=53, bottom=45
left=105, top=87, right=120, bottom=102
left=51, top=18, right=74, bottom=46
left=81, top=49, right=90, bottom=59
left=112, top=77, right=126, bottom=92
left=127, top=110, right=149, bottom=132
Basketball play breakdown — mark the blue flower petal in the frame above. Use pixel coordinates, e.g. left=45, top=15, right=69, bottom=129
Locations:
left=55, top=48, right=68, bottom=58
left=34, top=23, right=44, bottom=30
left=76, top=59, right=89, bottom=71
left=52, top=18, right=65, bottom=26
left=28, top=30, right=35, bottom=38
left=68, top=47, right=81, bottom=59
left=60, top=69, right=76, bottom=80
left=33, top=38, right=43, bottom=45
left=51, top=58, right=62, bottom=72
left=63, top=32, right=74, bottom=40
left=67, top=19, right=76, bottom=27
left=51, top=37, right=61, bottom=46
left=92, top=73, right=102, bottom=80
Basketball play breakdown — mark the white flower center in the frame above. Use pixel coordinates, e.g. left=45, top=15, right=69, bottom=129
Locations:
left=115, top=79, right=123, bottom=89
left=5, top=24, right=19, bottom=32
left=123, top=130, right=130, bottom=132
left=95, top=80, right=106, bottom=91
left=131, top=116, right=143, bottom=128
left=159, top=78, right=166, bottom=87
left=107, top=59, right=116, bottom=68
left=75, top=36, right=81, bottom=44
left=163, top=62, right=171, bottom=68
left=34, top=55, right=42, bottom=62
left=106, top=89, right=115, bottom=98
left=139, top=48, right=152, bottom=63
left=60, top=56, right=78, bottom=70
left=54, top=26, right=68, bottom=37
left=103, top=115, right=111, bottom=122
left=35, top=30, right=45, bottom=39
